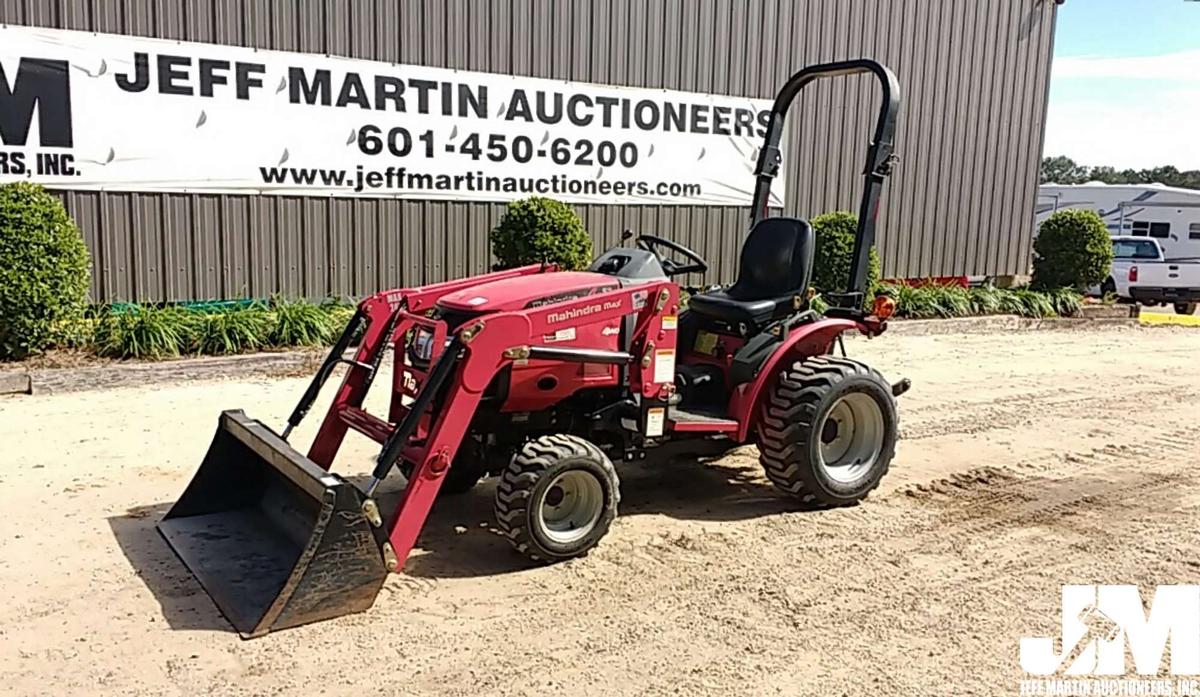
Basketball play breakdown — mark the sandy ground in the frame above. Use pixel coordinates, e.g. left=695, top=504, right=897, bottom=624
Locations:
left=1, top=325, right=1199, bottom=696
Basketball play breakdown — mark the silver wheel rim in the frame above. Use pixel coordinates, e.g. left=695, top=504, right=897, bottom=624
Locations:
left=817, top=392, right=885, bottom=484
left=535, top=470, right=604, bottom=545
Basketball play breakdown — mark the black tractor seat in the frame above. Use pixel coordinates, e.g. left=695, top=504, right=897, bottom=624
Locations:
left=687, top=217, right=815, bottom=329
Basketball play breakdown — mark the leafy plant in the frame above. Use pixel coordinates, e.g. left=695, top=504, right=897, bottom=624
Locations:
left=270, top=299, right=333, bottom=347
left=967, top=286, right=1003, bottom=316
left=194, top=306, right=271, bottom=355
left=809, top=211, right=882, bottom=302
left=1046, top=287, right=1083, bottom=317
left=1011, top=289, right=1057, bottom=318
left=882, top=282, right=970, bottom=319
left=1032, top=209, right=1113, bottom=290
left=0, top=182, right=92, bottom=359
left=318, top=298, right=358, bottom=343
left=883, top=283, right=919, bottom=316
left=879, top=282, right=1078, bottom=320
left=50, top=316, right=98, bottom=349
left=919, top=284, right=971, bottom=318
left=996, top=289, right=1027, bottom=316
left=490, top=197, right=592, bottom=271
left=93, top=305, right=197, bottom=359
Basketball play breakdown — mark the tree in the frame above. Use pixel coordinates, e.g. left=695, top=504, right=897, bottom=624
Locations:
left=1042, top=155, right=1200, bottom=189
left=1040, top=155, right=1088, bottom=184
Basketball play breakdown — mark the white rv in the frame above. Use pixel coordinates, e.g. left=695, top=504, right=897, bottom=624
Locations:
left=1036, top=182, right=1200, bottom=261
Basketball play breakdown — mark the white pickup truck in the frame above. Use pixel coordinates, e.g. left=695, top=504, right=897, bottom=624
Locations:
left=1094, top=237, right=1200, bottom=315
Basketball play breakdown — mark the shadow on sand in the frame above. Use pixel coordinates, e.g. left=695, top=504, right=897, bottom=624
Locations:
left=108, top=503, right=232, bottom=632
left=108, top=442, right=806, bottom=633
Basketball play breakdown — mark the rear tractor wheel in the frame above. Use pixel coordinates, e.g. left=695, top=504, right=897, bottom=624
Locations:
left=495, top=434, right=619, bottom=563
left=757, top=356, right=898, bottom=506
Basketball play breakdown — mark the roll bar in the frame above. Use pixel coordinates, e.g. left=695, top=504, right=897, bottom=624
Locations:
left=749, top=59, right=901, bottom=311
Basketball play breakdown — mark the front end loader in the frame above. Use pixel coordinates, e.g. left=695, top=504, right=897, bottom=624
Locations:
left=159, top=59, right=908, bottom=637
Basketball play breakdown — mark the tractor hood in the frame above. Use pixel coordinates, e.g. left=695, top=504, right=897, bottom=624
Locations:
left=437, top=271, right=620, bottom=314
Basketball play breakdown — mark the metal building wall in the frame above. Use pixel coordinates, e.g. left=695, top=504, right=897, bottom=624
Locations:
left=0, top=0, right=1057, bottom=302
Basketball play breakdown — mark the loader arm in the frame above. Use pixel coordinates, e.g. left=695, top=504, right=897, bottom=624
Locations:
left=298, top=263, right=552, bottom=468
left=372, top=280, right=679, bottom=569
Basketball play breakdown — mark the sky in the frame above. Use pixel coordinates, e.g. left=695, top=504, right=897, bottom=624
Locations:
left=1044, top=0, right=1200, bottom=170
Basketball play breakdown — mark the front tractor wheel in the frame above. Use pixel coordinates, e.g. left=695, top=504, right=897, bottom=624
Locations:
left=757, top=356, right=898, bottom=506
left=495, top=434, right=620, bottom=563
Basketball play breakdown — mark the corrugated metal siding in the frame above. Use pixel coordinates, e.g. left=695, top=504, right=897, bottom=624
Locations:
left=1, top=0, right=1057, bottom=302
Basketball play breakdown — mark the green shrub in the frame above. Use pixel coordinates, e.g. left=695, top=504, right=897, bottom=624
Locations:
left=318, top=298, right=358, bottom=341
left=882, top=282, right=969, bottom=319
left=1011, top=289, right=1057, bottom=318
left=50, top=316, right=98, bottom=349
left=910, top=284, right=970, bottom=318
left=270, top=299, right=333, bottom=347
left=880, top=282, right=1079, bottom=320
left=195, top=306, right=270, bottom=355
left=0, top=182, right=91, bottom=359
left=809, top=211, right=881, bottom=302
left=1046, top=287, right=1083, bottom=317
left=883, top=283, right=919, bottom=316
left=996, top=289, right=1027, bottom=316
left=94, top=305, right=197, bottom=359
left=1032, top=209, right=1113, bottom=290
left=490, top=197, right=592, bottom=271
left=967, top=286, right=1003, bottom=316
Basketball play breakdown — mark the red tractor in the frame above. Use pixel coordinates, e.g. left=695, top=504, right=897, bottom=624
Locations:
left=159, top=59, right=908, bottom=638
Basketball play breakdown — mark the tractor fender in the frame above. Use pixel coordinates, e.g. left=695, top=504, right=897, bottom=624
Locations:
left=730, top=318, right=864, bottom=442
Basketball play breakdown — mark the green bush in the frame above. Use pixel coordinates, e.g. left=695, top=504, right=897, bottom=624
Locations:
left=270, top=298, right=334, bottom=347
left=1046, top=287, right=1083, bottom=317
left=50, top=316, right=98, bottom=350
left=879, top=282, right=1082, bottom=320
left=1032, top=209, right=1113, bottom=290
left=1011, top=289, right=1056, bottom=318
left=0, top=182, right=91, bottom=359
left=891, top=283, right=970, bottom=319
left=490, top=197, right=592, bottom=271
left=195, top=306, right=270, bottom=355
left=809, top=211, right=881, bottom=301
left=94, top=305, right=197, bottom=359
left=967, top=285, right=1003, bottom=316
left=88, top=298, right=362, bottom=359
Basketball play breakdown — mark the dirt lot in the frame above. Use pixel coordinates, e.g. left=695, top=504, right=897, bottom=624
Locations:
left=1, top=325, right=1198, bottom=696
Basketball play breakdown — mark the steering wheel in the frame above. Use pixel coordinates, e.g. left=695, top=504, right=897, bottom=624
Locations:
left=636, top=234, right=709, bottom=276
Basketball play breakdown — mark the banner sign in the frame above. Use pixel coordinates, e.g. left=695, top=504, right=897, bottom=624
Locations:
left=0, top=26, right=784, bottom=207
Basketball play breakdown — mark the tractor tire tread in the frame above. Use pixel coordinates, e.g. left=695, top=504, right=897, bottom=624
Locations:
left=756, top=355, right=896, bottom=507
left=494, top=434, right=619, bottom=563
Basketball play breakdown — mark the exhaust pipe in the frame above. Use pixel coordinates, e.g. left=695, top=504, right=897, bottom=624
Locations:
left=158, top=410, right=389, bottom=638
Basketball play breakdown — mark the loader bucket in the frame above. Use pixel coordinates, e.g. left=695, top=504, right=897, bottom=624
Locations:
left=158, top=410, right=389, bottom=638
